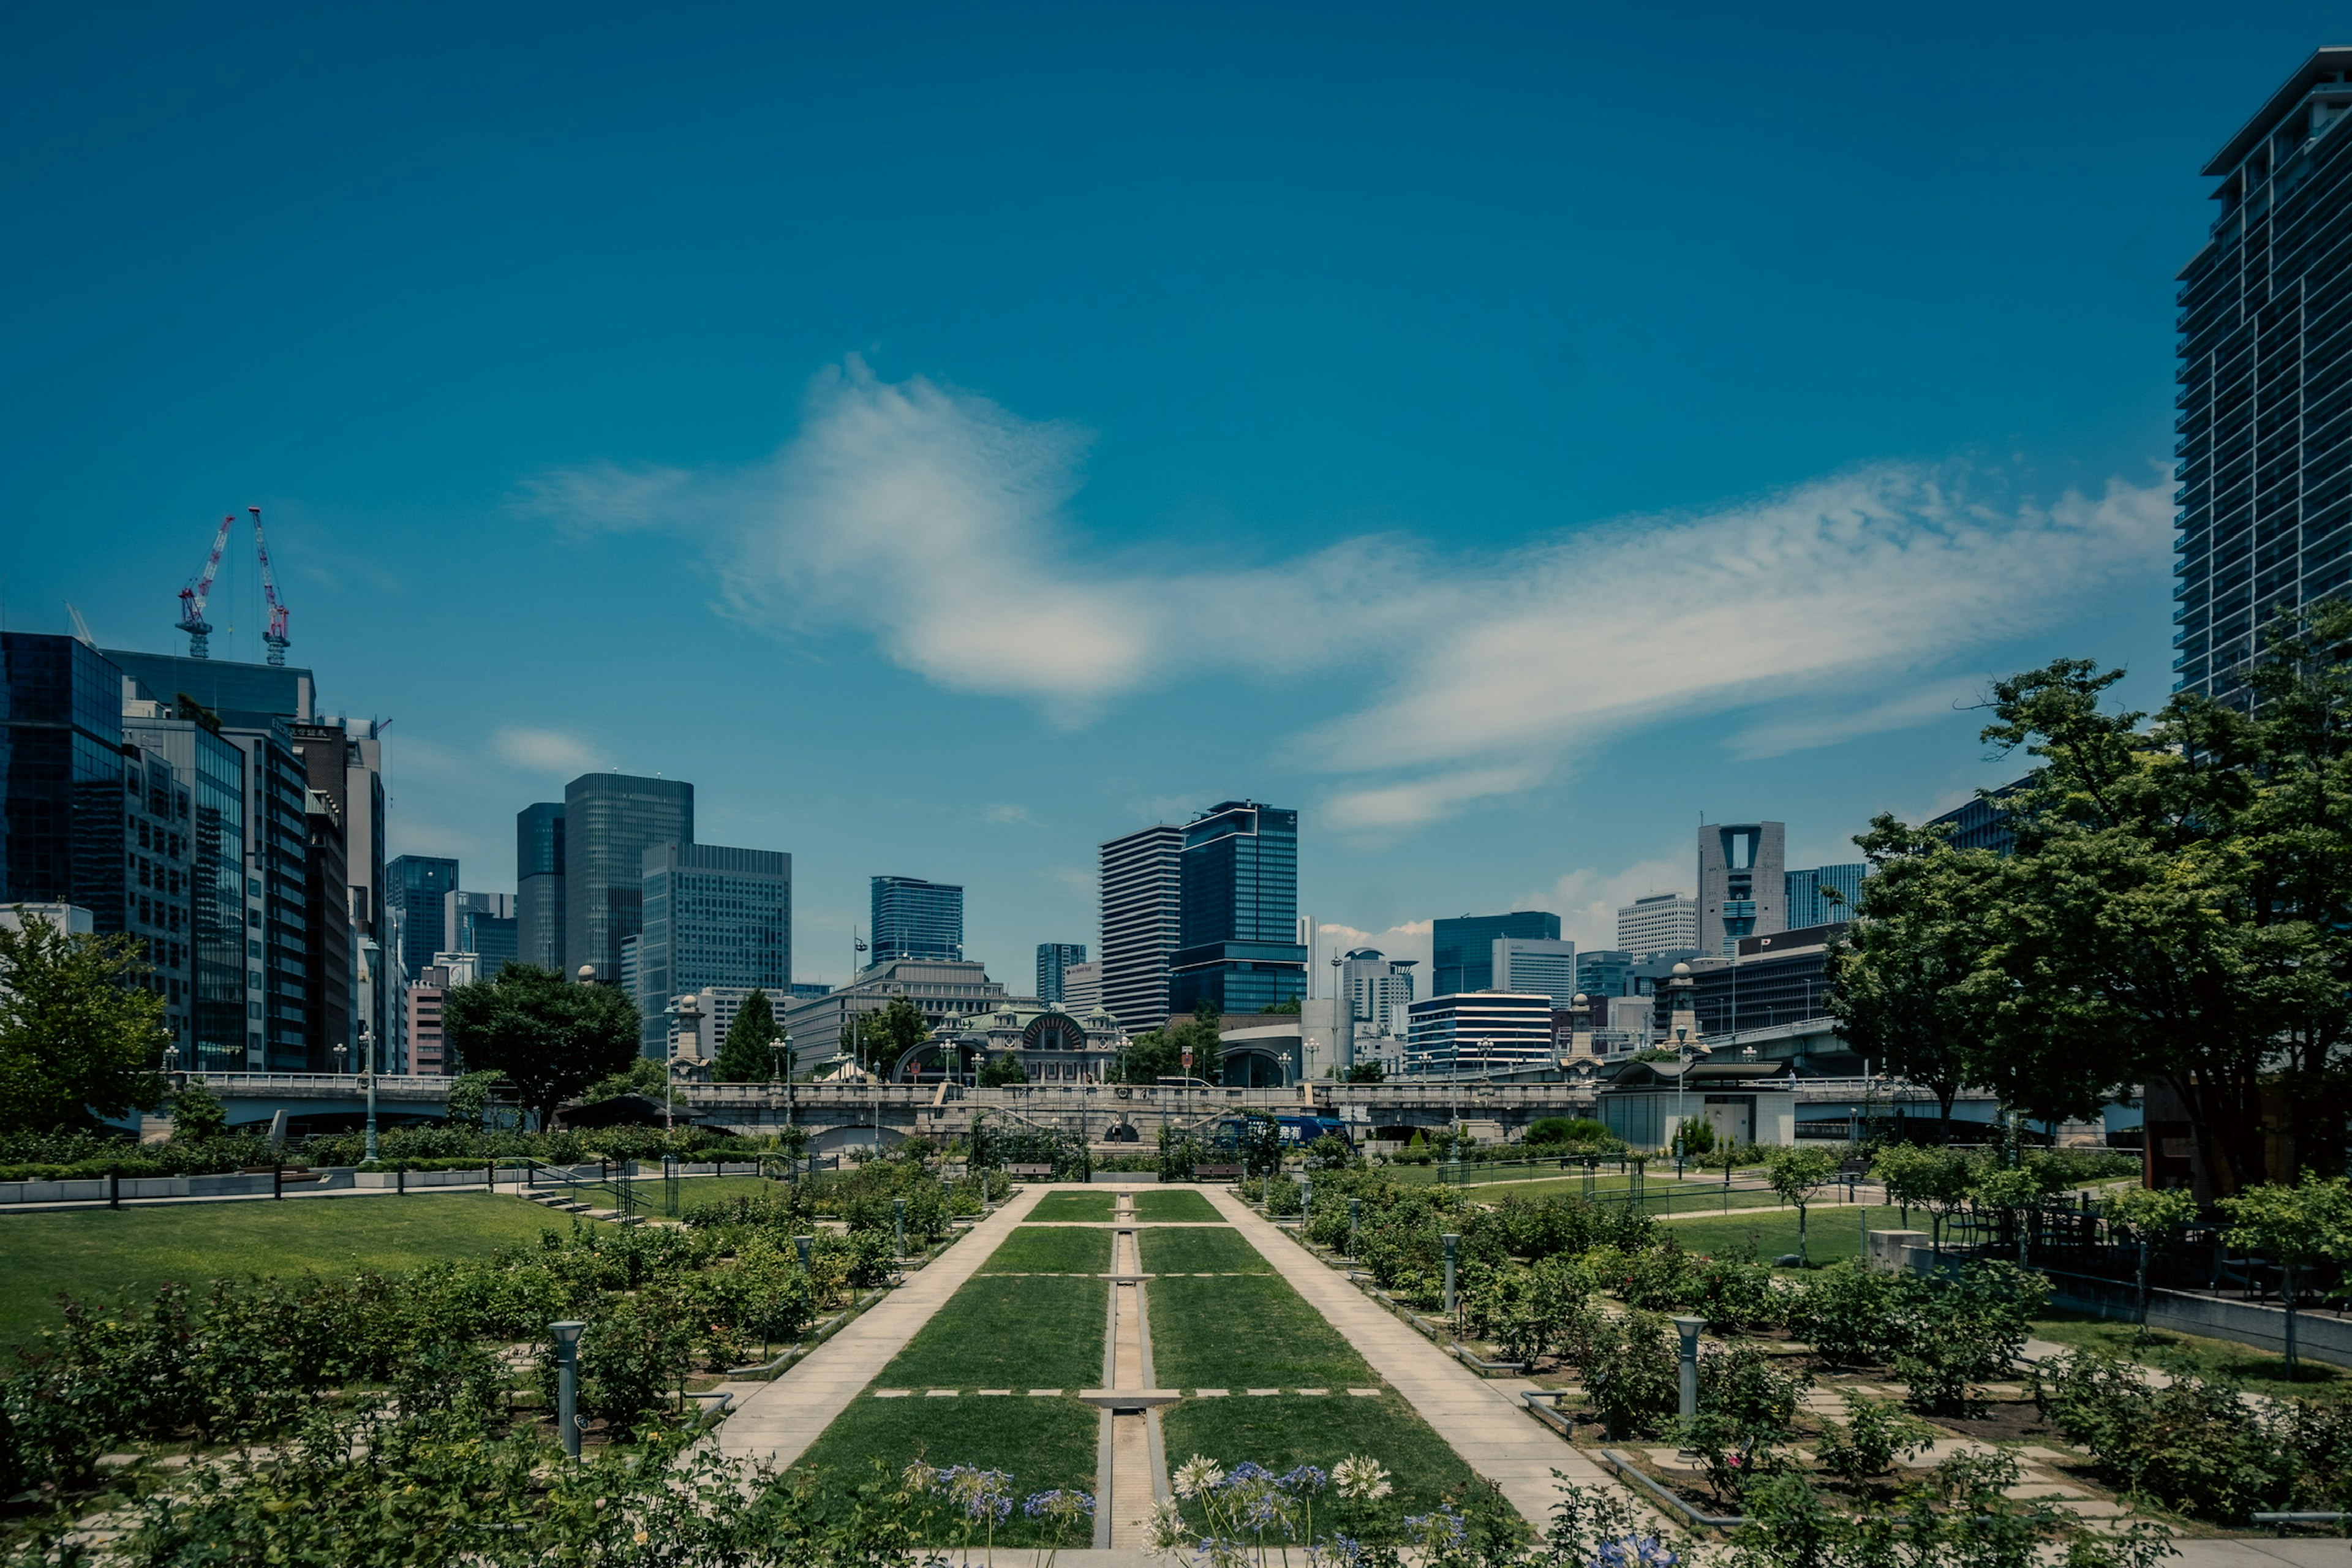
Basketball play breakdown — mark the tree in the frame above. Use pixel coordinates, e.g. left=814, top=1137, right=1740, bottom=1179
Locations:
left=167, top=1079, right=227, bottom=1142
left=2218, top=1174, right=2352, bottom=1378
left=1763, top=1147, right=1841, bottom=1267
left=1871, top=1143, right=1968, bottom=1231
left=1344, top=1060, right=1385, bottom=1083
left=0, top=913, right=167, bottom=1133
left=854, top=997, right=930, bottom=1078
left=440, top=963, right=639, bottom=1132
left=445, top=1068, right=503, bottom=1131
left=977, top=1053, right=1027, bottom=1087
left=2104, top=1186, right=2199, bottom=1340
left=714, top=989, right=780, bottom=1082
left=583, top=1057, right=666, bottom=1102
left=1114, top=1001, right=1224, bottom=1084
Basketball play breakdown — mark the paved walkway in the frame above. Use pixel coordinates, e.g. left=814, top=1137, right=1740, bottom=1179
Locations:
left=1203, top=1186, right=1617, bottom=1531
left=716, top=1184, right=1047, bottom=1469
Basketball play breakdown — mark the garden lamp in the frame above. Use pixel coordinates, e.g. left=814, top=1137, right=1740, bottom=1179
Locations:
left=1671, top=1315, right=1706, bottom=1422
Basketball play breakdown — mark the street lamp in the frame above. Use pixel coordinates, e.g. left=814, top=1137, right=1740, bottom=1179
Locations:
left=358, top=1022, right=379, bottom=1163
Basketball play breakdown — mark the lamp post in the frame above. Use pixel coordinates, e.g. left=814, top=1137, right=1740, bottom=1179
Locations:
left=1672, top=1315, right=1706, bottom=1423
left=1442, top=1232, right=1460, bottom=1320
left=551, top=1320, right=587, bottom=1458
left=358, top=1023, right=379, bottom=1164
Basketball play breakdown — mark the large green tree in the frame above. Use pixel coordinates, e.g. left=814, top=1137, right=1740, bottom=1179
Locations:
left=0, top=914, right=167, bottom=1133
left=713, top=989, right=780, bottom=1082
left=853, top=996, right=930, bottom=1078
left=440, top=963, right=640, bottom=1131
left=1114, top=1001, right=1224, bottom=1084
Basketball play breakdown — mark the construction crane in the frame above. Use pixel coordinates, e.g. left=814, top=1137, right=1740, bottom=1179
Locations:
left=249, top=507, right=292, bottom=666
left=175, top=514, right=235, bottom=659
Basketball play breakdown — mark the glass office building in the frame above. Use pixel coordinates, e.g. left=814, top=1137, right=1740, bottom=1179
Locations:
left=0, top=635, right=126, bottom=931
left=871, top=875, right=962, bottom=963
left=1430, top=911, right=1558, bottom=997
left=516, top=801, right=565, bottom=971
left=1036, top=941, right=1086, bottom=1003
left=126, top=714, right=249, bottom=1072
left=1168, top=801, right=1306, bottom=1015
left=388, top=855, right=458, bottom=978
left=2173, top=50, right=2352, bottom=701
left=638, top=843, right=791, bottom=1057
left=563, top=773, right=693, bottom=986
left=1784, top=863, right=1868, bottom=929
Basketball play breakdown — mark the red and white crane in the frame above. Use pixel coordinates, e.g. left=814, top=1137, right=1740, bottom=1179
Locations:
left=174, top=514, right=236, bottom=659
left=249, top=507, right=292, bottom=666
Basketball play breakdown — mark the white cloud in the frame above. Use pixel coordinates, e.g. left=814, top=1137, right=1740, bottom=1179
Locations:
left=1312, top=918, right=1434, bottom=976
left=1525, top=854, right=1691, bottom=953
left=984, top=802, right=1042, bottom=827
left=494, top=726, right=601, bottom=775
left=523, top=360, right=2171, bottom=829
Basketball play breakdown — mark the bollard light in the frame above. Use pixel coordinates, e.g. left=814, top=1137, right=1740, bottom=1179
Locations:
left=795, top=1234, right=815, bottom=1273
left=1671, top=1315, right=1706, bottom=1422
left=551, top=1320, right=588, bottom=1460
left=893, top=1197, right=907, bottom=1259
left=1442, top=1232, right=1460, bottom=1319
left=1349, top=1196, right=1362, bottom=1259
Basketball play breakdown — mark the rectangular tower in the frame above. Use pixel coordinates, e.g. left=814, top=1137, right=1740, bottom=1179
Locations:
left=1036, top=941, right=1086, bottom=1003
left=1430, top=911, right=1559, bottom=997
left=638, top=843, right=791, bottom=1057
left=1698, top=821, right=1786, bottom=956
left=516, top=802, right=566, bottom=972
left=125, top=712, right=248, bottom=1072
left=1168, top=800, right=1306, bottom=1016
left=1615, top=893, right=1699, bottom=959
left=387, top=855, right=459, bottom=978
left=1099, top=823, right=1183, bottom=1031
left=1492, top=936, right=1578, bottom=1006
left=0, top=635, right=127, bottom=935
left=562, top=772, right=692, bottom=988
left=2173, top=51, right=2352, bottom=701
left=1784, top=863, right=1867, bottom=929
left=870, top=875, right=963, bottom=963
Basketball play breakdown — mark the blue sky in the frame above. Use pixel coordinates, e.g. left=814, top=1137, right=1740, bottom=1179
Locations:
left=4, top=4, right=2339, bottom=984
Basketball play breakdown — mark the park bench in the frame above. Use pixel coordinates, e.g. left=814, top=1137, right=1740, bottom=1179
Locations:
left=1008, top=1164, right=1055, bottom=1178
left=1196, top=1163, right=1243, bottom=1181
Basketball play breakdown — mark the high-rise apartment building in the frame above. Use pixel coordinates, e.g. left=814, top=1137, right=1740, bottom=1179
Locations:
left=2173, top=49, right=2352, bottom=702
left=1036, top=942, right=1087, bottom=1003
left=1784, top=863, right=1868, bottom=929
left=563, top=772, right=692, bottom=987
left=1616, top=894, right=1698, bottom=959
left=871, top=875, right=963, bottom=963
left=1698, top=821, right=1786, bottom=956
left=636, top=843, right=791, bottom=1057
left=516, top=802, right=565, bottom=971
left=1098, top=824, right=1183, bottom=1031
left=1492, top=937, right=1578, bottom=1007
left=1168, top=801, right=1306, bottom=1016
left=406, top=962, right=451, bottom=1075
left=1431, top=911, right=1558, bottom=997
left=387, top=856, right=459, bottom=978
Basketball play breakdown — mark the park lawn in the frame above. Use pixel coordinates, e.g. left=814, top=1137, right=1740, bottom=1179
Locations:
left=0, top=1192, right=567, bottom=1346
left=1139, top=1227, right=1272, bottom=1275
left=1161, top=1392, right=1486, bottom=1518
left=979, top=1226, right=1112, bottom=1275
left=2030, top=1310, right=2352, bottom=1403
left=1463, top=1175, right=1790, bottom=1215
left=1148, top=1273, right=1375, bottom=1390
left=1658, top=1204, right=1905, bottom=1270
left=1133, top=1189, right=1221, bottom=1222
left=1027, top=1191, right=1115, bottom=1222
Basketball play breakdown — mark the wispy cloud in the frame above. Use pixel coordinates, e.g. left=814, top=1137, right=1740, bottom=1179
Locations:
left=983, top=802, right=1042, bottom=827
left=494, top=726, right=601, bottom=775
left=521, top=359, right=2171, bottom=829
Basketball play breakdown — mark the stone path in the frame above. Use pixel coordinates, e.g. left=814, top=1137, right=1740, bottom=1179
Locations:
left=715, top=1184, right=1047, bottom=1469
left=1202, top=1186, right=1618, bottom=1529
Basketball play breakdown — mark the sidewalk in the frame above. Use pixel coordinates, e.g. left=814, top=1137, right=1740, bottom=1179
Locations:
left=1202, top=1186, right=1618, bottom=1531
left=715, top=1184, right=1046, bottom=1471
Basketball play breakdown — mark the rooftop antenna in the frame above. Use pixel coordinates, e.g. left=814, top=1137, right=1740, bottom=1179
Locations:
left=175, top=514, right=235, bottom=658
left=249, top=507, right=292, bottom=666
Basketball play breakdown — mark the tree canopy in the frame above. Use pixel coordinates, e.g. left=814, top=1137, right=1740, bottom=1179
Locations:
left=851, top=997, right=930, bottom=1079
left=0, top=914, right=167, bottom=1133
left=714, top=989, right=780, bottom=1082
left=1114, top=1001, right=1224, bottom=1084
left=440, top=963, right=640, bottom=1131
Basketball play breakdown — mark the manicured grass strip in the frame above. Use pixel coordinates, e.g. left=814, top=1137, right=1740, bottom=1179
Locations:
left=791, top=1395, right=1099, bottom=1544
left=1465, top=1175, right=1793, bottom=1214
left=1133, top=1189, right=1221, bottom=1222
left=1659, top=1205, right=1904, bottom=1270
left=1140, top=1227, right=1272, bottom=1276
left=1027, top=1191, right=1115, bottom=1222
left=1162, top=1393, right=1481, bottom=1517
left=979, top=1226, right=1112, bottom=1275
left=0, top=1193, right=565, bottom=1348
left=864, top=1273, right=1107, bottom=1391
left=2030, top=1311, right=2351, bottom=1402
left=1148, top=1273, right=1374, bottom=1390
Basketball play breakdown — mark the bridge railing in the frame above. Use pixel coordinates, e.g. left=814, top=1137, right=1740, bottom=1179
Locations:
left=192, top=1072, right=457, bottom=1095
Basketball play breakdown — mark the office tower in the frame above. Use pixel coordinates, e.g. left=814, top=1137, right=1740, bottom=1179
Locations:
left=1404, top=990, right=1555, bottom=1074
left=1036, top=942, right=1087, bottom=1003
left=516, top=802, right=565, bottom=971
left=1430, top=911, right=1559, bottom=997
left=1784, top=863, right=1867, bottom=929
left=1574, top=949, right=1635, bottom=999
left=301, top=788, right=352, bottom=1068
left=124, top=709, right=248, bottom=1071
left=871, top=875, right=963, bottom=963
left=636, top=843, right=791, bottom=1057
left=1926, top=780, right=2029, bottom=856
left=388, top=856, right=459, bottom=978
left=1167, top=801, right=1306, bottom=1015
left=1698, top=821, right=1786, bottom=956
left=119, top=740, right=192, bottom=1054
left=619, top=935, right=641, bottom=998
left=563, top=772, right=692, bottom=986
left=1098, top=824, right=1183, bottom=1031
left=1492, top=936, right=1578, bottom=1007
left=2173, top=50, right=2352, bottom=702
left=0, top=635, right=127, bottom=930
left=294, top=718, right=386, bottom=1060
left=446, top=890, right=518, bottom=979
left=1616, top=893, right=1698, bottom=958
left=1059, top=959, right=1102, bottom=1012
left=1340, top=948, right=1417, bottom=1034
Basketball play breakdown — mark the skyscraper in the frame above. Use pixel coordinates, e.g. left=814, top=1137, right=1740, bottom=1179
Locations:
left=1036, top=942, right=1086, bottom=1003
left=1340, top=948, right=1417, bottom=1034
left=563, top=772, right=692, bottom=986
left=1784, top=863, right=1867, bottom=929
left=1167, top=801, right=1306, bottom=1016
left=2173, top=50, right=2352, bottom=703
left=516, top=802, right=565, bottom=971
left=1492, top=937, right=1579, bottom=1007
left=388, top=855, right=459, bottom=978
left=446, top=890, right=519, bottom=978
left=1698, top=821, right=1786, bottom=956
left=1430, top=911, right=1559, bottom=997
left=871, top=875, right=963, bottom=963
left=1615, top=893, right=1698, bottom=959
left=1099, top=823, right=1183, bottom=1031
left=124, top=709, right=247, bottom=1071
left=637, top=842, right=791, bottom=1057
left=0, top=635, right=127, bottom=933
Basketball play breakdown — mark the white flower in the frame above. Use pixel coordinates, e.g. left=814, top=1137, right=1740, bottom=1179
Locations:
left=1173, top=1455, right=1224, bottom=1501
left=1147, top=1498, right=1188, bottom=1552
left=1332, top=1456, right=1392, bottom=1502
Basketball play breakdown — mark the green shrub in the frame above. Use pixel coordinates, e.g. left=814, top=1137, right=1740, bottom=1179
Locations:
left=1811, top=1390, right=1935, bottom=1486
left=1561, top=1306, right=1679, bottom=1439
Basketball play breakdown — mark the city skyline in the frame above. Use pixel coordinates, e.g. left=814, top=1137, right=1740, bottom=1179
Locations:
left=7, top=13, right=2344, bottom=993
